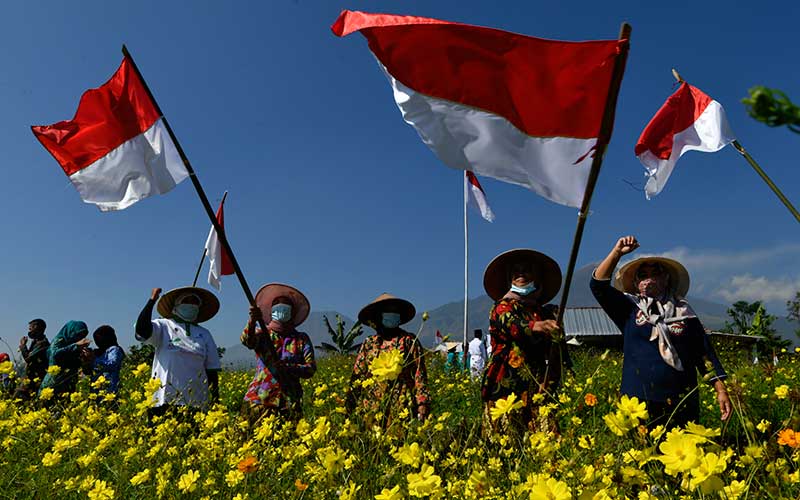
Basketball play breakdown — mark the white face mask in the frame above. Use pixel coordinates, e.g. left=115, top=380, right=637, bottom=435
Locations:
left=510, top=282, right=537, bottom=296
left=381, top=312, right=402, bottom=329
left=271, top=303, right=293, bottom=323
left=173, top=304, right=200, bottom=323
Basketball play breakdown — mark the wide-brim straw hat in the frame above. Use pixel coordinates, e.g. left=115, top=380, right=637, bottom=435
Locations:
left=255, top=283, right=311, bottom=326
left=157, top=286, right=220, bottom=323
left=483, top=249, right=562, bottom=303
left=614, top=256, right=690, bottom=298
left=358, top=293, right=416, bottom=326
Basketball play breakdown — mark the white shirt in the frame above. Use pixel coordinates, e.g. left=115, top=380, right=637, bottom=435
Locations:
left=468, top=338, right=488, bottom=365
left=137, top=318, right=221, bottom=408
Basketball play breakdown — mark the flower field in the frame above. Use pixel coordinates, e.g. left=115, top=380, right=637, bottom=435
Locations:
left=0, top=347, right=798, bottom=499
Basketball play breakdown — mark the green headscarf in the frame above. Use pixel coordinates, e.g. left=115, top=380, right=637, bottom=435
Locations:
left=40, top=320, right=89, bottom=394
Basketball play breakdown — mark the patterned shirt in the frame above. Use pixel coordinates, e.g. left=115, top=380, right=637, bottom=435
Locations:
left=241, top=325, right=316, bottom=414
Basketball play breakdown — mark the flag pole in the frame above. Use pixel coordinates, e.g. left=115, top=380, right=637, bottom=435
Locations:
left=463, top=172, right=469, bottom=371
left=192, top=191, right=228, bottom=287
left=671, top=69, right=800, bottom=224
left=121, top=46, right=279, bottom=361
left=555, top=24, right=632, bottom=358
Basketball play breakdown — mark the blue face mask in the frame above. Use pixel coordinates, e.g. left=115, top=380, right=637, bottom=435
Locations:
left=173, top=304, right=200, bottom=323
left=381, top=312, right=402, bottom=329
left=271, top=303, right=293, bottom=323
left=510, top=282, right=537, bottom=296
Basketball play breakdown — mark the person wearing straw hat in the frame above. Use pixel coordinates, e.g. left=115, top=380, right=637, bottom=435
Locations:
left=481, top=249, right=565, bottom=434
left=135, top=286, right=222, bottom=417
left=240, top=283, right=316, bottom=421
left=591, top=236, right=731, bottom=428
left=346, top=293, right=430, bottom=424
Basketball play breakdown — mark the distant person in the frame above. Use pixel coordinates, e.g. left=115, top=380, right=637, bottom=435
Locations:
left=346, top=293, right=430, bottom=424
left=0, top=353, right=12, bottom=392
left=240, top=283, right=316, bottom=422
left=135, top=286, right=221, bottom=419
left=16, top=319, right=50, bottom=400
left=445, top=345, right=462, bottom=374
left=468, top=329, right=488, bottom=379
left=481, top=249, right=564, bottom=434
left=90, top=325, right=125, bottom=396
left=39, top=321, right=91, bottom=402
left=591, top=235, right=731, bottom=428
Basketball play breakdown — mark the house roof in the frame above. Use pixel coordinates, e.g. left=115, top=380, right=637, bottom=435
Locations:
left=564, top=307, right=621, bottom=337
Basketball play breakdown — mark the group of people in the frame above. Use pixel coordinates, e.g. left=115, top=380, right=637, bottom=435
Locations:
left=6, top=235, right=733, bottom=433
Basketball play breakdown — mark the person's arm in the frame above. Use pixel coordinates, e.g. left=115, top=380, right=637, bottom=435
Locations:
left=591, top=236, right=640, bottom=326
left=283, top=334, right=316, bottom=379
left=241, top=306, right=262, bottom=350
left=19, top=337, right=30, bottom=362
left=135, top=288, right=162, bottom=341
left=492, top=302, right=560, bottom=346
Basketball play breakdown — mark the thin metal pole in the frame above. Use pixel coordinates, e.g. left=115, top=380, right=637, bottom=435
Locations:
left=121, top=46, right=278, bottom=361
left=732, top=140, right=800, bottom=223
left=192, top=191, right=228, bottom=287
left=463, top=171, right=469, bottom=370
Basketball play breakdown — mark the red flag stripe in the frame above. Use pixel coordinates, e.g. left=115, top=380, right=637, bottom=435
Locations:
left=634, top=83, right=713, bottom=160
left=215, top=201, right=234, bottom=276
left=31, top=57, right=160, bottom=176
left=332, top=10, right=624, bottom=139
left=466, top=171, right=486, bottom=194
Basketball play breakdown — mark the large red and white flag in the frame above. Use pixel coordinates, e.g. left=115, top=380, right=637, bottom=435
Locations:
left=332, top=10, right=627, bottom=208
left=465, top=171, right=495, bottom=222
left=31, top=57, right=187, bottom=211
left=636, top=82, right=736, bottom=199
left=204, top=197, right=234, bottom=290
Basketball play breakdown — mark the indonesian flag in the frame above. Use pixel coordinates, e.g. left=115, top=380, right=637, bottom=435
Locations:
left=435, top=330, right=443, bottom=345
left=465, top=171, right=495, bottom=222
left=332, top=10, right=627, bottom=208
left=204, top=196, right=234, bottom=290
left=636, top=82, right=736, bottom=199
left=31, top=57, right=187, bottom=211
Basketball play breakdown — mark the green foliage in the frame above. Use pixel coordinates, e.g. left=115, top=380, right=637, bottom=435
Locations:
left=125, top=343, right=155, bottom=367
left=319, top=314, right=364, bottom=354
left=726, top=301, right=791, bottom=355
left=787, top=291, right=800, bottom=340
left=724, top=300, right=763, bottom=335
left=742, top=86, right=800, bottom=134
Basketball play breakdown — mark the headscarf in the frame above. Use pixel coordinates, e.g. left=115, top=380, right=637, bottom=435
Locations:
left=49, top=320, right=89, bottom=353
left=626, top=294, right=696, bottom=371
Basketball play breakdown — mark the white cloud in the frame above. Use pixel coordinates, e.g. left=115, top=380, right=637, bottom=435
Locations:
left=716, top=274, right=800, bottom=305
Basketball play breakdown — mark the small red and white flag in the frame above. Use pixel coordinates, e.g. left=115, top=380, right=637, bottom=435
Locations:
left=31, top=57, right=187, bottom=211
left=465, top=171, right=495, bottom=222
left=204, top=196, right=234, bottom=290
left=435, top=330, right=443, bottom=345
left=332, top=10, right=627, bottom=208
left=636, top=82, right=736, bottom=199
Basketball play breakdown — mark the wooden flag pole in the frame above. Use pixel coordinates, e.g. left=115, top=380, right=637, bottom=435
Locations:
left=556, top=23, right=632, bottom=325
left=671, top=69, right=800, bottom=224
left=121, top=46, right=279, bottom=361
left=192, top=191, right=228, bottom=287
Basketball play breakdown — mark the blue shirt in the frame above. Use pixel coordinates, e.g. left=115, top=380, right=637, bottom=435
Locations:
left=590, top=277, right=726, bottom=402
left=92, top=345, right=125, bottom=394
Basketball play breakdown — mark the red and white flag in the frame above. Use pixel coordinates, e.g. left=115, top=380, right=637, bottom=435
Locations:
left=31, top=57, right=187, bottom=211
left=435, top=330, right=443, bottom=345
left=204, top=197, right=234, bottom=290
left=465, top=171, right=495, bottom=222
left=636, top=82, right=736, bottom=199
left=332, top=10, right=627, bottom=208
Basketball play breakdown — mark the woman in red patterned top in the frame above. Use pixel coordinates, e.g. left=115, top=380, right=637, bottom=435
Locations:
left=481, top=249, right=564, bottom=433
left=346, top=293, right=430, bottom=426
left=241, top=283, right=316, bottom=422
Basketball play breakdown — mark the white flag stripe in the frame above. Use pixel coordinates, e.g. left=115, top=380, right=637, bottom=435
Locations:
left=465, top=173, right=495, bottom=222
left=639, top=100, right=735, bottom=199
left=67, top=118, right=188, bottom=211
left=380, top=63, right=596, bottom=208
left=204, top=223, right=223, bottom=291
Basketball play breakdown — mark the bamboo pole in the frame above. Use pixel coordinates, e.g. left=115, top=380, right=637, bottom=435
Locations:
left=192, top=191, right=228, bottom=287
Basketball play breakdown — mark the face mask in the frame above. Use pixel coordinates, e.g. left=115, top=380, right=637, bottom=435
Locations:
left=637, top=277, right=667, bottom=298
left=271, top=303, right=293, bottom=323
left=381, top=312, right=402, bottom=329
left=510, top=282, right=537, bottom=296
left=173, top=304, right=200, bottom=323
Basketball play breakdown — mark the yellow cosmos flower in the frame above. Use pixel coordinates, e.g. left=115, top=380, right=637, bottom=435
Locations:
left=393, top=442, right=423, bottom=468
left=130, top=469, right=151, bottom=486
left=42, top=451, right=61, bottom=467
left=527, top=474, right=571, bottom=500
left=375, top=484, right=403, bottom=500
left=489, top=393, right=525, bottom=421
left=407, top=464, right=442, bottom=498
left=0, top=361, right=13, bottom=375
left=39, top=388, right=55, bottom=401
left=774, top=384, right=789, bottom=399
left=370, top=349, right=404, bottom=382
left=584, top=393, right=598, bottom=407
left=177, top=470, right=200, bottom=493
left=340, top=481, right=361, bottom=500
left=87, top=480, right=114, bottom=500
left=685, top=422, right=720, bottom=439
left=46, top=365, right=61, bottom=376
left=657, top=432, right=701, bottom=476
left=617, top=395, right=648, bottom=421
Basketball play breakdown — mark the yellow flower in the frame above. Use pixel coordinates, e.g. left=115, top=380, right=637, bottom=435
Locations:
left=177, top=470, right=200, bottom=493
left=657, top=432, right=701, bottom=476
left=422, top=312, right=430, bottom=322
left=774, top=384, right=789, bottom=399
left=688, top=452, right=728, bottom=489
left=370, top=349, right=403, bottom=382
left=584, top=393, right=598, bottom=407
left=527, top=474, right=571, bottom=500
left=42, top=451, right=61, bottom=467
left=467, top=469, right=490, bottom=495
left=340, top=481, right=361, bottom=500
left=617, top=395, right=648, bottom=421
left=602, top=411, right=633, bottom=436
left=722, top=480, right=747, bottom=500
left=225, top=470, right=245, bottom=487
left=393, top=442, right=423, bottom=468
left=0, top=361, right=13, bottom=375
left=489, top=393, right=525, bottom=421
left=39, top=387, right=55, bottom=401
left=578, top=435, right=595, bottom=449
left=87, top=480, right=114, bottom=500
left=756, top=419, right=770, bottom=433
left=130, top=469, right=151, bottom=486
left=317, top=446, right=346, bottom=475
left=132, top=363, right=150, bottom=377
left=407, top=464, right=442, bottom=498
left=375, top=485, right=403, bottom=500
left=46, top=365, right=61, bottom=376
left=684, top=422, right=720, bottom=439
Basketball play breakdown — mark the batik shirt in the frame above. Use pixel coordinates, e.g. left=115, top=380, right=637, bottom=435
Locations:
left=347, top=329, right=430, bottom=420
left=241, top=325, right=316, bottom=414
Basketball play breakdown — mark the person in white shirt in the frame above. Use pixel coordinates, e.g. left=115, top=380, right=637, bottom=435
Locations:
left=135, top=286, right=222, bottom=420
left=468, top=329, right=488, bottom=379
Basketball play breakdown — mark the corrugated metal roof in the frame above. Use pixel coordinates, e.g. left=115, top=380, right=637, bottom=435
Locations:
left=564, top=307, right=621, bottom=337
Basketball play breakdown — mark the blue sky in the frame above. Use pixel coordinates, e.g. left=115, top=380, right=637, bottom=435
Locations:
left=1, top=0, right=798, bottom=350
